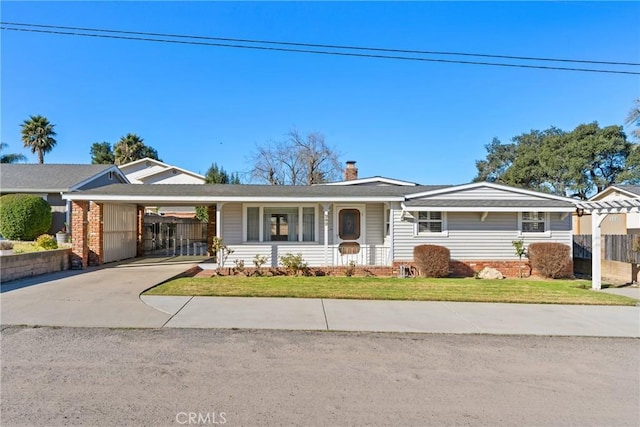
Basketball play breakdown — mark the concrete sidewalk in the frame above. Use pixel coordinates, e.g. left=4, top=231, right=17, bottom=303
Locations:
left=141, top=295, right=640, bottom=337
left=2, top=259, right=638, bottom=337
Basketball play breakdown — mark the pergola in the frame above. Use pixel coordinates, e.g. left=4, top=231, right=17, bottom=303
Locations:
left=575, top=198, right=640, bottom=290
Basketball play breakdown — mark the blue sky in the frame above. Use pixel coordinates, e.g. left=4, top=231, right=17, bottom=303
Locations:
left=2, top=1, right=639, bottom=185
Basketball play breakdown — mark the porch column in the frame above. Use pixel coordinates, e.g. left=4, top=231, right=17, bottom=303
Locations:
left=136, top=205, right=145, bottom=257
left=322, top=204, right=330, bottom=266
left=591, top=211, right=603, bottom=290
left=70, top=200, right=89, bottom=268
left=206, top=205, right=216, bottom=257
left=216, top=203, right=224, bottom=239
left=88, top=201, right=104, bottom=266
left=388, top=206, right=394, bottom=266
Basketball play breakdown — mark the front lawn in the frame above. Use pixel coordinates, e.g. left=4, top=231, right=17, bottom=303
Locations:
left=144, top=276, right=637, bottom=306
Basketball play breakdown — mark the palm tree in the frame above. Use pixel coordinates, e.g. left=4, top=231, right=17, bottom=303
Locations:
left=20, top=115, right=57, bottom=164
left=114, top=133, right=145, bottom=165
left=0, top=142, right=27, bottom=163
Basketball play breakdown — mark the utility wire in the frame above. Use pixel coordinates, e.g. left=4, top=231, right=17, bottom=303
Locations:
left=3, top=21, right=639, bottom=67
left=2, top=25, right=639, bottom=75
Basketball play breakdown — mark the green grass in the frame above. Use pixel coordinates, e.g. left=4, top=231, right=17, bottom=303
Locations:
left=144, top=276, right=637, bottom=306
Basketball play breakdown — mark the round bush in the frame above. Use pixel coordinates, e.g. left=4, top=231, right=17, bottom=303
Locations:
left=0, top=194, right=52, bottom=240
left=36, top=234, right=58, bottom=250
left=413, top=244, right=450, bottom=277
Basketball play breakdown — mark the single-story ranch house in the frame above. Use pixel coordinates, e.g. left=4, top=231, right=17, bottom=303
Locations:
left=61, top=162, right=578, bottom=276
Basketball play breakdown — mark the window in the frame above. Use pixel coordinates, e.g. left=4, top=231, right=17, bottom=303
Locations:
left=385, top=209, right=391, bottom=237
left=521, top=212, right=546, bottom=233
left=246, top=206, right=316, bottom=242
left=417, top=211, right=443, bottom=234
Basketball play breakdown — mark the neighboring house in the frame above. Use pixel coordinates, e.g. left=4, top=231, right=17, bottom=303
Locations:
left=63, top=162, right=577, bottom=275
left=118, top=157, right=206, bottom=185
left=573, top=185, right=640, bottom=235
left=0, top=164, right=128, bottom=234
left=118, top=157, right=206, bottom=217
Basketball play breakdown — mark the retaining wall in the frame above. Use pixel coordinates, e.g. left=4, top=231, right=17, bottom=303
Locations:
left=0, top=248, right=71, bottom=282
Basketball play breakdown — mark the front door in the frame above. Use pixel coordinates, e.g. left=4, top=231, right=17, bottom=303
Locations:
left=334, top=205, right=366, bottom=264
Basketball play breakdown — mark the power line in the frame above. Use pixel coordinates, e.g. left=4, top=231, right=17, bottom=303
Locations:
left=2, top=25, right=639, bottom=75
left=3, top=21, right=639, bottom=67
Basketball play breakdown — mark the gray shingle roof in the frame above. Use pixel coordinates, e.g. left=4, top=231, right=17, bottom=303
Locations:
left=616, top=185, right=640, bottom=196
left=403, top=199, right=575, bottom=208
left=66, top=183, right=450, bottom=199
left=0, top=164, right=117, bottom=192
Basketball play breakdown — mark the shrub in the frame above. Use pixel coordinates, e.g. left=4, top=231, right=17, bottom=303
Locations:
left=345, top=260, right=356, bottom=277
left=36, top=234, right=58, bottom=250
left=0, top=194, right=52, bottom=240
left=279, top=253, right=308, bottom=276
left=527, top=242, right=572, bottom=279
left=0, top=241, right=14, bottom=250
left=413, top=245, right=450, bottom=278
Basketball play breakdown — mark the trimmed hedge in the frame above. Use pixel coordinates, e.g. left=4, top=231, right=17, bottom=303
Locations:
left=413, top=244, right=450, bottom=278
left=0, top=194, right=52, bottom=240
left=527, top=242, right=572, bottom=279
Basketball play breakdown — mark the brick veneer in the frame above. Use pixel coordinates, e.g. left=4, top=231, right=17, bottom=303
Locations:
left=87, top=201, right=104, bottom=266
left=392, top=260, right=560, bottom=278
left=71, top=200, right=88, bottom=267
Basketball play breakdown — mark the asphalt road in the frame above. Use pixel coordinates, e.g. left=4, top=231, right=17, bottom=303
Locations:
left=1, top=327, right=638, bottom=426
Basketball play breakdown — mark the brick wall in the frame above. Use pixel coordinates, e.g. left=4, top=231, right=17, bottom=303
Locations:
left=0, top=248, right=71, bottom=282
left=71, top=200, right=88, bottom=268
left=88, top=201, right=104, bottom=266
left=392, top=259, right=556, bottom=278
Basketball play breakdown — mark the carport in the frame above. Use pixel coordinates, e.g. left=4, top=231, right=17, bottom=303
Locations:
left=63, top=187, right=222, bottom=268
left=575, top=198, right=640, bottom=290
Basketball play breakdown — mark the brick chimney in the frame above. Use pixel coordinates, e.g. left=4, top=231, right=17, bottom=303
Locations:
left=344, top=161, right=358, bottom=181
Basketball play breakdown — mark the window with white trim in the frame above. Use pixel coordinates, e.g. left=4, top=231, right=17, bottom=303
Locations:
left=417, top=211, right=443, bottom=234
left=521, top=212, right=546, bottom=233
left=385, top=209, right=390, bottom=237
left=246, top=206, right=316, bottom=242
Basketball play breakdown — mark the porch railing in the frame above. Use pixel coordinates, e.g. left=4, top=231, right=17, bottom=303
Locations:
left=331, top=244, right=391, bottom=267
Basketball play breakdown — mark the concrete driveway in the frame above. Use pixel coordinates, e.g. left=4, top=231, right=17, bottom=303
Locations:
left=1, top=260, right=191, bottom=328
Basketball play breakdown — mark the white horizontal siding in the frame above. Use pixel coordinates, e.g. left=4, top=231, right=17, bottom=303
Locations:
left=393, top=211, right=572, bottom=261
left=225, top=244, right=328, bottom=268
left=222, top=203, right=242, bottom=244
left=365, top=203, right=385, bottom=245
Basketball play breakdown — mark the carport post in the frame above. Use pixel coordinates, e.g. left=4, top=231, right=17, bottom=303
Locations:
left=591, top=211, right=602, bottom=290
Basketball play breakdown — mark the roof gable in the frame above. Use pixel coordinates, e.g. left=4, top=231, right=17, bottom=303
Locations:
left=323, top=176, right=419, bottom=186
left=406, top=182, right=577, bottom=203
left=590, top=185, right=640, bottom=201
left=137, top=167, right=206, bottom=184
left=117, top=157, right=169, bottom=172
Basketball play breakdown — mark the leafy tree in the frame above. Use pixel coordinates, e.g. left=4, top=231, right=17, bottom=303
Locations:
left=196, top=163, right=241, bottom=221
left=474, top=122, right=638, bottom=199
left=625, top=98, right=640, bottom=140
left=20, top=115, right=57, bottom=164
left=204, top=163, right=241, bottom=184
left=90, top=142, right=115, bottom=164
left=113, top=133, right=160, bottom=165
left=0, top=143, right=26, bottom=163
left=249, top=129, right=341, bottom=185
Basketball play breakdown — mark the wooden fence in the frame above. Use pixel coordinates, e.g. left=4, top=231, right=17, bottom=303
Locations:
left=573, top=234, right=640, bottom=263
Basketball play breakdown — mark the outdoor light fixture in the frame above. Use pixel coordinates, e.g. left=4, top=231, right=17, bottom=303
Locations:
left=575, top=207, right=585, bottom=217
